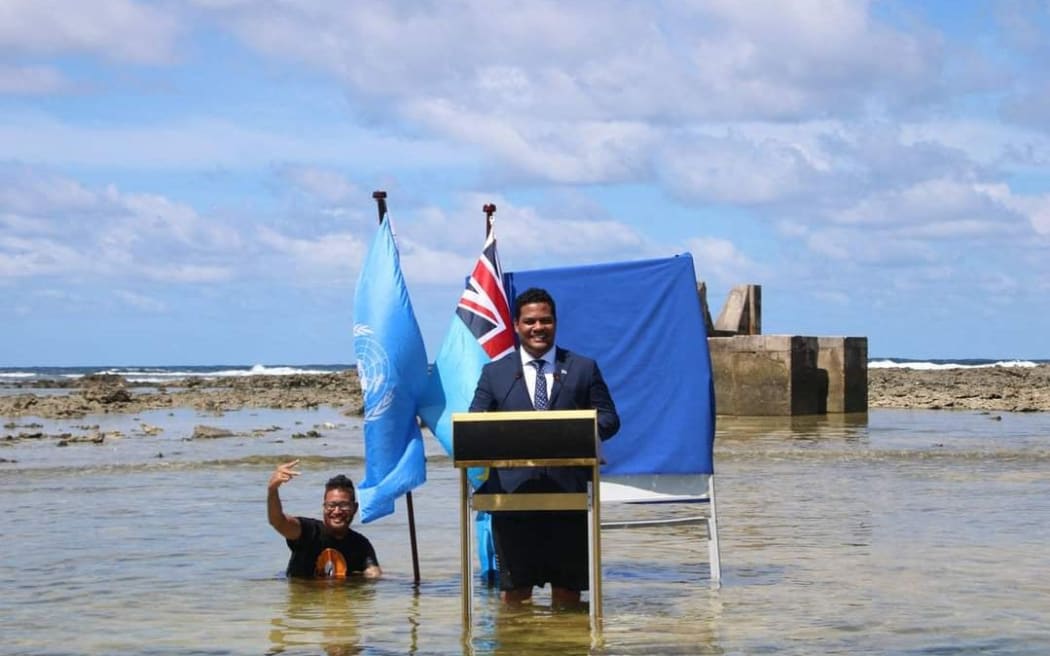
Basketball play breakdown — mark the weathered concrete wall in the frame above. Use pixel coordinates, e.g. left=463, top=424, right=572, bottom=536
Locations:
left=709, top=335, right=824, bottom=416
left=713, top=284, right=761, bottom=335
left=709, top=335, right=868, bottom=416
left=817, top=337, right=868, bottom=414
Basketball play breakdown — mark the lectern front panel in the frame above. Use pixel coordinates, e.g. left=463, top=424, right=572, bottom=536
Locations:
left=452, top=410, right=597, bottom=463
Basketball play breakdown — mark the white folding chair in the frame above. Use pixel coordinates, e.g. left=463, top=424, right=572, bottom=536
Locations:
left=599, top=473, right=721, bottom=583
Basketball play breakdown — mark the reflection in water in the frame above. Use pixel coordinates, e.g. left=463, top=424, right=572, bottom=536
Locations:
left=718, top=411, right=871, bottom=441
left=268, top=579, right=373, bottom=655
left=462, top=575, right=725, bottom=654
left=473, top=602, right=593, bottom=655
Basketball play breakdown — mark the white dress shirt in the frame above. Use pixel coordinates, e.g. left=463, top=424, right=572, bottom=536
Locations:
left=519, top=346, right=556, bottom=408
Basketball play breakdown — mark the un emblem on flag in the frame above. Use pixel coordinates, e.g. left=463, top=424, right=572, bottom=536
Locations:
left=353, top=324, right=394, bottom=422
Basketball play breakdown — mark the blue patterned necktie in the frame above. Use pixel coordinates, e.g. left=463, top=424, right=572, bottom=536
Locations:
left=530, top=359, right=548, bottom=410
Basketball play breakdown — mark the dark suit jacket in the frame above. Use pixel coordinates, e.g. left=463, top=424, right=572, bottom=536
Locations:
left=469, top=346, right=620, bottom=493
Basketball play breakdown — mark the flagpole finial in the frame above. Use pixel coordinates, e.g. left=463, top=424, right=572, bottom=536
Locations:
left=483, top=203, right=496, bottom=236
left=372, top=191, right=388, bottom=224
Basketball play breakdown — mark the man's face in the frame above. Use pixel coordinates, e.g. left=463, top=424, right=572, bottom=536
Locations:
left=322, top=488, right=357, bottom=534
left=515, top=301, right=556, bottom=359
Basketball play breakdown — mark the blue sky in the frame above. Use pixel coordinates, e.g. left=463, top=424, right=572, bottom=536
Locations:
left=3, top=0, right=1050, bottom=366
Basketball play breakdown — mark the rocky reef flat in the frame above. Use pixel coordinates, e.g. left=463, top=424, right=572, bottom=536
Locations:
left=867, top=364, right=1050, bottom=412
left=3, top=364, right=1050, bottom=421
left=0, top=371, right=364, bottom=419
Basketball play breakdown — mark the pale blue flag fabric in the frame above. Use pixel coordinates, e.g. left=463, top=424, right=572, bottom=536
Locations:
left=418, top=226, right=513, bottom=580
left=418, top=315, right=491, bottom=456
left=353, top=216, right=428, bottom=523
left=418, top=317, right=499, bottom=580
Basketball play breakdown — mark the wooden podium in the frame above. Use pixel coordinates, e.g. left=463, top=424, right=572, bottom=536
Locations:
left=452, top=409, right=603, bottom=632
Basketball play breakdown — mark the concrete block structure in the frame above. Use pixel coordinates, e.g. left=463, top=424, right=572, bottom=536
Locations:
left=708, top=334, right=869, bottom=416
left=712, top=284, right=761, bottom=336
left=701, top=282, right=868, bottom=416
left=709, top=335, right=823, bottom=416
left=817, top=337, right=868, bottom=414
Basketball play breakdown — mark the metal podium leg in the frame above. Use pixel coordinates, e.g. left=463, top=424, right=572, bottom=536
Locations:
left=588, top=477, right=603, bottom=632
left=460, top=468, right=473, bottom=639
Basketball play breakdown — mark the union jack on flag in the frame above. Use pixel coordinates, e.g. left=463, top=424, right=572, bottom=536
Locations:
left=455, top=229, right=514, bottom=359
left=416, top=216, right=514, bottom=580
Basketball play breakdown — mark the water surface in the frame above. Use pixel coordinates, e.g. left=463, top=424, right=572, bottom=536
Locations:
left=2, top=408, right=1049, bottom=654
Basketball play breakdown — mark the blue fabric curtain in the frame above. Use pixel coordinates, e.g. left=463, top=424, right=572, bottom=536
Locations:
left=508, top=253, right=715, bottom=475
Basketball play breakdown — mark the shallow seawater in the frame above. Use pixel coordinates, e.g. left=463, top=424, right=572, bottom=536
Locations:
left=2, top=407, right=1049, bottom=655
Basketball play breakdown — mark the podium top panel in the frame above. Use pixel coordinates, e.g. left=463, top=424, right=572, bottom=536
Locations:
left=452, top=410, right=597, bottom=464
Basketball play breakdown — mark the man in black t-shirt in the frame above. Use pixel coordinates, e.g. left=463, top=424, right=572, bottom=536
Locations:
left=267, top=460, right=381, bottom=579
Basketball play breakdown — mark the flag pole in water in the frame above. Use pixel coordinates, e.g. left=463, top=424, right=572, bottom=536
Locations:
left=416, top=201, right=511, bottom=584
left=480, top=202, right=497, bottom=587
left=371, top=189, right=422, bottom=587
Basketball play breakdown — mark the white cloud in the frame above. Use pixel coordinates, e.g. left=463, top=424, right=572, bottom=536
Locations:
left=0, top=167, right=648, bottom=292
left=685, top=236, right=761, bottom=287
left=395, top=237, right=477, bottom=287
left=903, top=118, right=1050, bottom=170
left=0, top=110, right=471, bottom=171
left=1023, top=198, right=1050, bottom=236
left=120, top=192, right=241, bottom=251
left=480, top=199, right=647, bottom=267
left=686, top=0, right=938, bottom=117
left=978, top=183, right=1050, bottom=237
left=140, top=264, right=233, bottom=284
left=277, top=165, right=360, bottom=204
left=255, top=226, right=367, bottom=282
left=0, top=234, right=90, bottom=277
left=0, top=166, right=243, bottom=282
left=406, top=99, right=658, bottom=183
left=803, top=229, right=935, bottom=267
left=114, top=289, right=167, bottom=312
left=0, top=0, right=181, bottom=64
left=976, top=271, right=1018, bottom=296
left=0, top=164, right=101, bottom=217
left=658, top=134, right=819, bottom=205
left=196, top=1, right=939, bottom=123
left=834, top=179, right=1020, bottom=231
left=34, top=288, right=81, bottom=300
left=0, top=64, right=69, bottom=94
left=812, top=289, right=851, bottom=305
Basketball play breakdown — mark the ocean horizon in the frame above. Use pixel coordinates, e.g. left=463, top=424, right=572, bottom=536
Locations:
left=2, top=357, right=1049, bottom=385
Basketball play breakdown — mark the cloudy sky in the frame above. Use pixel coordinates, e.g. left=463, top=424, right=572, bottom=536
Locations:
left=3, top=0, right=1050, bottom=366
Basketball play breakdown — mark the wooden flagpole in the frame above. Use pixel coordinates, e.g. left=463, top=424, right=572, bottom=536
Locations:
left=371, top=190, right=422, bottom=587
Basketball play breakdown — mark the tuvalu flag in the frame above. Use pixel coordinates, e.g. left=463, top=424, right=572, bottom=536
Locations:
left=418, top=220, right=514, bottom=578
left=352, top=214, right=428, bottom=523
left=418, top=224, right=514, bottom=454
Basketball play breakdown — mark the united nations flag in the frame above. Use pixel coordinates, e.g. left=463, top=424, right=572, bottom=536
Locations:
left=352, top=213, right=428, bottom=523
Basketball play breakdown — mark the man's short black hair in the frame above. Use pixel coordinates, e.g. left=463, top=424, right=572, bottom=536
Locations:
left=325, top=474, right=356, bottom=497
left=514, top=287, right=556, bottom=320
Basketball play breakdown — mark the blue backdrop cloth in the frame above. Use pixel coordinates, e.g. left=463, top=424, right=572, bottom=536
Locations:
left=352, top=216, right=429, bottom=523
left=507, top=253, right=715, bottom=475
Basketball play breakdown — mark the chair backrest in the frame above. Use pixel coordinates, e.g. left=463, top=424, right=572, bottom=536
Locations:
left=601, top=473, right=712, bottom=503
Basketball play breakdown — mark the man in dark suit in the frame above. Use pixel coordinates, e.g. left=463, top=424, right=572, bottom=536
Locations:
left=470, top=287, right=620, bottom=605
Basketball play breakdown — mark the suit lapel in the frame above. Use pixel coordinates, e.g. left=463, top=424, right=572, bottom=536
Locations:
left=500, top=355, right=531, bottom=410
left=548, top=347, right=570, bottom=406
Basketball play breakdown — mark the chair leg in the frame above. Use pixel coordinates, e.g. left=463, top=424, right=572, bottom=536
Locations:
left=707, top=476, right=722, bottom=584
